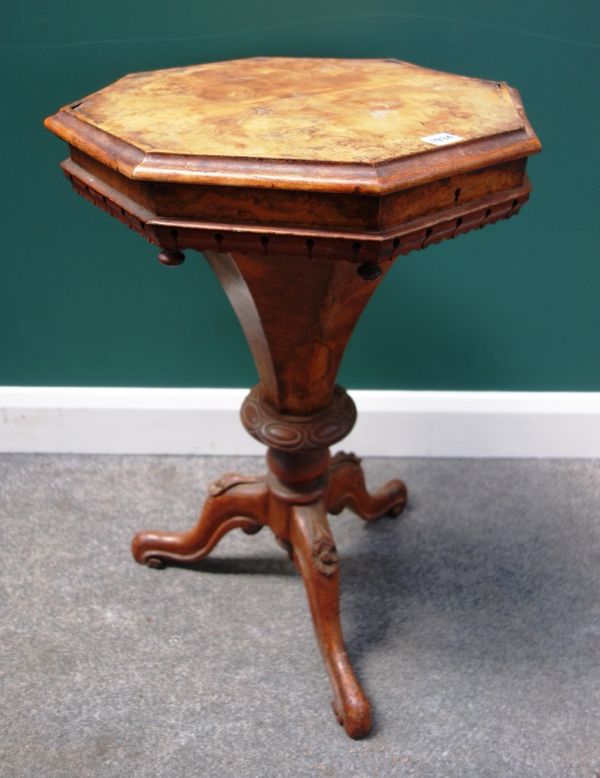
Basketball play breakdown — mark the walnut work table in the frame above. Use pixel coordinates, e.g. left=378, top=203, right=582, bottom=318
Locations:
left=45, top=57, right=540, bottom=739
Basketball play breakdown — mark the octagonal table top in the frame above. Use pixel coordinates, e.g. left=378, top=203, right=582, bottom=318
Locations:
left=45, top=57, right=540, bottom=194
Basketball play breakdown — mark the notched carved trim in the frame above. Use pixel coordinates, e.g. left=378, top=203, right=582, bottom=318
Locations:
left=330, top=451, right=362, bottom=469
left=60, top=156, right=532, bottom=264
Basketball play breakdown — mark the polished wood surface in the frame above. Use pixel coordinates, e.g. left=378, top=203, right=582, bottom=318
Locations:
left=46, top=57, right=540, bottom=265
left=45, top=57, right=540, bottom=193
left=59, top=153, right=532, bottom=263
left=132, top=447, right=407, bottom=740
left=45, top=56, right=540, bottom=739
left=206, top=251, right=393, bottom=414
left=49, top=58, right=523, bottom=160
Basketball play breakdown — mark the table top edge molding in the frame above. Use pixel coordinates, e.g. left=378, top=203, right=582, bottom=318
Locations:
left=44, top=92, right=540, bottom=196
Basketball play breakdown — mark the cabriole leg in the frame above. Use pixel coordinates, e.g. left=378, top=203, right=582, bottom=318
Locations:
left=131, top=474, right=268, bottom=568
left=327, top=451, right=407, bottom=522
left=289, top=499, right=372, bottom=739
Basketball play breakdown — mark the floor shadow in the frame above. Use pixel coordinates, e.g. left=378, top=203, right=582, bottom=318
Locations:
left=164, top=553, right=294, bottom=577
left=338, top=504, right=599, bottom=676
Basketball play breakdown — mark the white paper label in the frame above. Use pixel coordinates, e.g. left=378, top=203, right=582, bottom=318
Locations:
left=421, top=132, right=464, bottom=146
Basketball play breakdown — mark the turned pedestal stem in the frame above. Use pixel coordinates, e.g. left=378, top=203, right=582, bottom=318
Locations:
left=131, top=248, right=407, bottom=737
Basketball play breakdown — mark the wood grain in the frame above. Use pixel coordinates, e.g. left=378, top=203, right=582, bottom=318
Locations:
left=62, top=156, right=531, bottom=263
left=59, top=58, right=522, bottom=161
left=205, top=249, right=394, bottom=414
left=45, top=57, right=540, bottom=194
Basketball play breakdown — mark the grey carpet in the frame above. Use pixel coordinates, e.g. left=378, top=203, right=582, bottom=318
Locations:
left=1, top=454, right=599, bottom=778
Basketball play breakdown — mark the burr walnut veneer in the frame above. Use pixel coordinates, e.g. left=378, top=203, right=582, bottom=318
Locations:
left=45, top=57, right=540, bottom=739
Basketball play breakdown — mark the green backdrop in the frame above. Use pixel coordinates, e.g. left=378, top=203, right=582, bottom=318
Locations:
left=1, top=1, right=598, bottom=390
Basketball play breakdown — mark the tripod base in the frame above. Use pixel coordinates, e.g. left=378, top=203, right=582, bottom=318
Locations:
left=132, top=451, right=406, bottom=739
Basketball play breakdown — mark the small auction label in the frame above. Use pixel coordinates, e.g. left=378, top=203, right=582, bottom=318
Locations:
left=421, top=132, right=464, bottom=146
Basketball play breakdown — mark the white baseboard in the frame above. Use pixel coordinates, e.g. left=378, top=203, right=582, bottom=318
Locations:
left=1, top=387, right=599, bottom=458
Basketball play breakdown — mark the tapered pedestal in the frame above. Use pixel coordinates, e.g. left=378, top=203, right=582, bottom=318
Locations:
left=132, top=248, right=408, bottom=738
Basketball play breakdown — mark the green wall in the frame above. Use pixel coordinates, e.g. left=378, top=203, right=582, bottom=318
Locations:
left=1, top=1, right=599, bottom=390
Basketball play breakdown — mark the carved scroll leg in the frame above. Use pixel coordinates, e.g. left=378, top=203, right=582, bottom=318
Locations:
left=131, top=474, right=268, bottom=568
left=289, top=500, right=372, bottom=739
left=327, top=452, right=407, bottom=522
